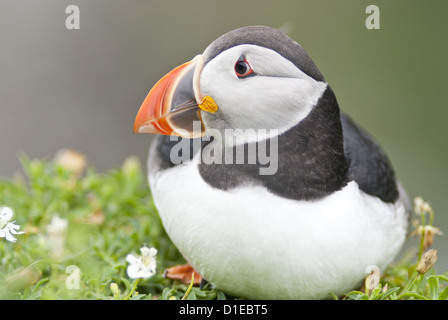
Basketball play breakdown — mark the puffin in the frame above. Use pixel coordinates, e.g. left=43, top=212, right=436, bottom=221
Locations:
left=133, top=25, right=409, bottom=300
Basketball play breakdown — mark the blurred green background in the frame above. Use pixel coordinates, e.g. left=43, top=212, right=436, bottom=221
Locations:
left=1, top=0, right=447, bottom=270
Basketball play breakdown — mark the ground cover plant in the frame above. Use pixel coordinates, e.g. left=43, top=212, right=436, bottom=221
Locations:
left=0, top=150, right=446, bottom=300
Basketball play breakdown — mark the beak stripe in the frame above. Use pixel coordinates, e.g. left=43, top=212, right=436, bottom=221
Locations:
left=198, top=96, right=219, bottom=113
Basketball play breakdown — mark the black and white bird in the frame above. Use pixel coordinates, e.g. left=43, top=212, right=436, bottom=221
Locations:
left=133, top=26, right=409, bottom=299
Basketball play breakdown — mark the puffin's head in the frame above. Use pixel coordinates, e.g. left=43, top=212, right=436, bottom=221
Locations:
left=134, top=26, right=328, bottom=141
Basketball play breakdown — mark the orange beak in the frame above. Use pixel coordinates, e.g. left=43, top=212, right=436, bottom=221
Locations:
left=133, top=55, right=206, bottom=138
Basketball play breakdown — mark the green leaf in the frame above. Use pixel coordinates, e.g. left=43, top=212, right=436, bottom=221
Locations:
left=161, top=287, right=175, bottom=300
left=120, top=277, right=132, bottom=293
left=31, top=278, right=50, bottom=292
left=347, top=290, right=365, bottom=296
left=427, top=275, right=439, bottom=300
left=398, top=292, right=429, bottom=300
left=433, top=275, right=448, bottom=282
left=369, top=286, right=382, bottom=300
left=188, top=290, right=197, bottom=300
left=191, top=287, right=207, bottom=298
left=345, top=291, right=369, bottom=300
left=329, top=292, right=339, bottom=300
left=380, top=287, right=401, bottom=300
left=217, top=291, right=227, bottom=300
left=437, top=287, right=448, bottom=300
left=130, top=293, right=147, bottom=300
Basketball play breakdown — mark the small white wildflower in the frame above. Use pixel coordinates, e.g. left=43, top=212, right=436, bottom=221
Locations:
left=54, top=149, right=87, bottom=176
left=46, top=214, right=68, bottom=235
left=46, top=214, right=68, bottom=258
left=414, top=196, right=432, bottom=215
left=414, top=196, right=424, bottom=215
left=0, top=207, right=25, bottom=243
left=126, top=245, right=157, bottom=279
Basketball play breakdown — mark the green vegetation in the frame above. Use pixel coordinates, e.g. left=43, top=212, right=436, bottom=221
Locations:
left=0, top=151, right=446, bottom=300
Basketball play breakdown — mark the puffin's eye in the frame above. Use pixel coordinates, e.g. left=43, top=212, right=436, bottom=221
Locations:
left=234, top=56, right=255, bottom=78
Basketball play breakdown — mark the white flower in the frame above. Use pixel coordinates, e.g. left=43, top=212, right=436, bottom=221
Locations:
left=54, top=149, right=87, bottom=176
left=126, top=245, right=158, bottom=279
left=0, top=206, right=25, bottom=243
left=46, top=214, right=68, bottom=235
left=414, top=196, right=432, bottom=215
left=46, top=214, right=68, bottom=258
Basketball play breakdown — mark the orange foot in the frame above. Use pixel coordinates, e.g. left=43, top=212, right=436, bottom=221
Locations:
left=164, top=263, right=203, bottom=285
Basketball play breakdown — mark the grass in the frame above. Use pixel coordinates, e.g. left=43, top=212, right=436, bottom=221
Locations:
left=0, top=150, right=446, bottom=300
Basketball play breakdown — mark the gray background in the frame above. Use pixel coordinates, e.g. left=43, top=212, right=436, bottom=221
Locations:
left=1, top=0, right=447, bottom=270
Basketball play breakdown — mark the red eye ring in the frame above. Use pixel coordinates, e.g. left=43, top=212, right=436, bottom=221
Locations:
left=234, top=56, right=255, bottom=78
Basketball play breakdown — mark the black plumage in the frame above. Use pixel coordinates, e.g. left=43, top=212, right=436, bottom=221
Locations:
left=155, top=85, right=398, bottom=203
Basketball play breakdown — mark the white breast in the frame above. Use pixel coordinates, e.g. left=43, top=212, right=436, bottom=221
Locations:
left=147, top=143, right=408, bottom=300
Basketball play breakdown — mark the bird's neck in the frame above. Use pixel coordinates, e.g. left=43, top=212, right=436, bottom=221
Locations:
left=271, top=85, right=348, bottom=200
left=198, top=86, right=349, bottom=201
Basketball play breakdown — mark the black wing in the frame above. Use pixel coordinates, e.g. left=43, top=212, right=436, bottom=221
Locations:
left=341, top=112, right=399, bottom=203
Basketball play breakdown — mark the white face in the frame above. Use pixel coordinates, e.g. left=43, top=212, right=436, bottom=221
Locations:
left=199, top=44, right=327, bottom=144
